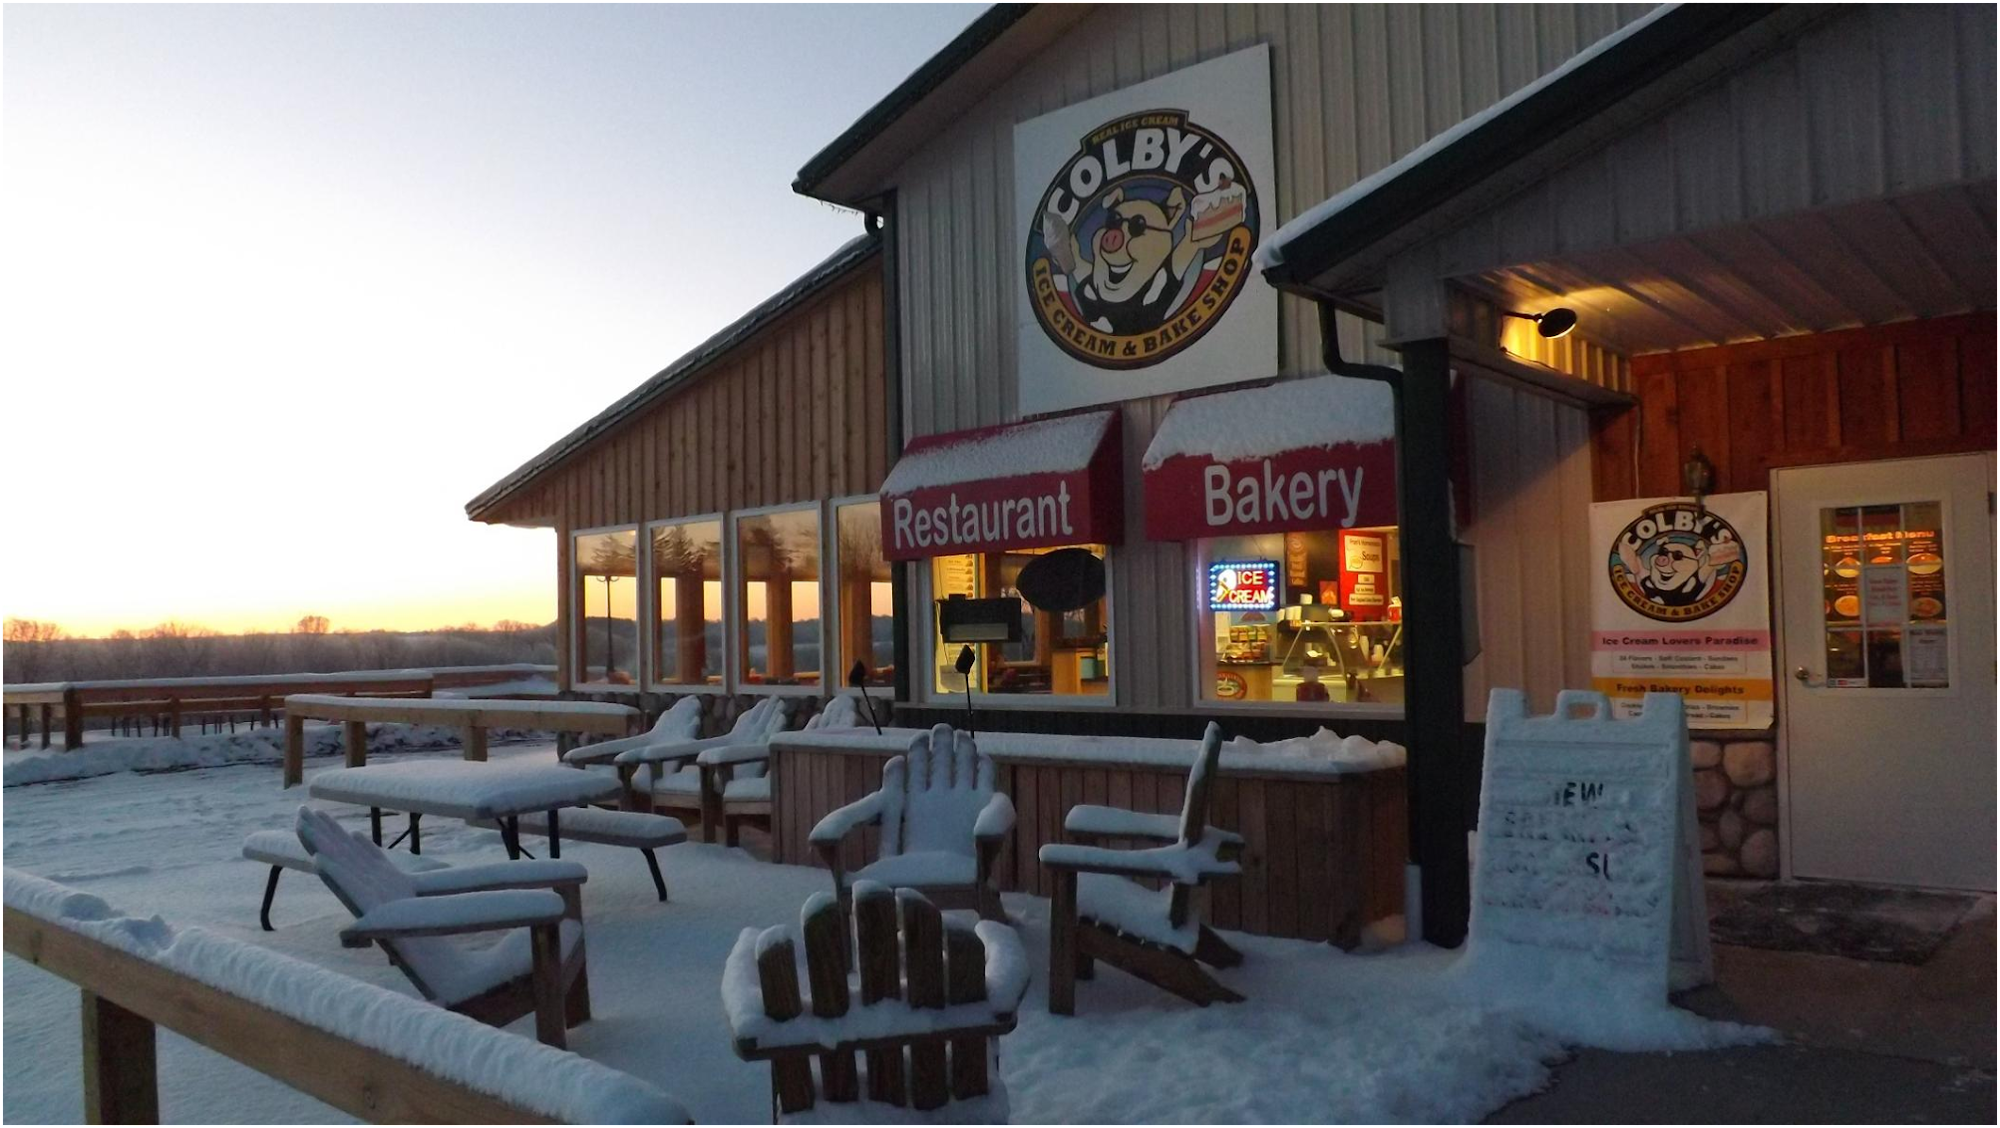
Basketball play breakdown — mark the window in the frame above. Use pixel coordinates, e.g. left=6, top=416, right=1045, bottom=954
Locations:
left=574, top=528, right=638, bottom=686
left=1196, top=529, right=1403, bottom=706
left=930, top=544, right=1109, bottom=698
left=835, top=501, right=894, bottom=687
left=737, top=507, right=822, bottom=686
left=650, top=518, right=724, bottom=686
left=1820, top=501, right=1949, bottom=688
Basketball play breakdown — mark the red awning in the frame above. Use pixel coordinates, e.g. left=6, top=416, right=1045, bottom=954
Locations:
left=1141, top=376, right=1398, bottom=540
left=880, top=411, right=1123, bottom=561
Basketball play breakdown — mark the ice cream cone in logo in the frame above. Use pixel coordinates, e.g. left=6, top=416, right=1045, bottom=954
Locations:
left=1606, top=501, right=1750, bottom=622
left=1026, top=109, right=1260, bottom=371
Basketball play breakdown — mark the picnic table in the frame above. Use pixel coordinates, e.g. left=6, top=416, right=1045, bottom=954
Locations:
left=308, top=761, right=620, bottom=860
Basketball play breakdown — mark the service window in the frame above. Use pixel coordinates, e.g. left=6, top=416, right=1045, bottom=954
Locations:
left=650, top=517, right=724, bottom=687
left=835, top=500, right=894, bottom=687
left=574, top=527, right=639, bottom=686
left=929, top=544, right=1109, bottom=698
left=737, top=507, right=822, bottom=686
left=1196, top=529, right=1403, bottom=706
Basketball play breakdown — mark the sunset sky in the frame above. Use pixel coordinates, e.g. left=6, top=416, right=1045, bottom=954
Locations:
left=1, top=4, right=976, bottom=638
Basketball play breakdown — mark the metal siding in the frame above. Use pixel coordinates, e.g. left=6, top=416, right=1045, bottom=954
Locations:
left=887, top=2, right=1642, bottom=710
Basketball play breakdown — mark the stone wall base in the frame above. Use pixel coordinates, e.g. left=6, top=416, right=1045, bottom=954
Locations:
left=1692, top=734, right=1779, bottom=877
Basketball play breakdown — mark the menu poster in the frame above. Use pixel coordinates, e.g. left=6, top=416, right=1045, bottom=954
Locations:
left=1589, top=493, right=1773, bottom=728
left=1862, top=565, right=1908, bottom=628
left=1907, top=626, right=1949, bottom=686
left=1338, top=529, right=1387, bottom=620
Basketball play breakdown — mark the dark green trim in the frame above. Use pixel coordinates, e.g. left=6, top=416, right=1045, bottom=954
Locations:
left=1261, top=4, right=1781, bottom=294
left=793, top=5, right=1035, bottom=200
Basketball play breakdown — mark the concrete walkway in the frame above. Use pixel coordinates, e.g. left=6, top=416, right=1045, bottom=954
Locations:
left=1489, top=907, right=1995, bottom=1123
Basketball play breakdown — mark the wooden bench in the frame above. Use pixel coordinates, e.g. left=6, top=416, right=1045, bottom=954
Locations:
left=470, top=808, right=688, bottom=902
left=242, top=828, right=449, bottom=932
left=724, top=882, right=1028, bottom=1121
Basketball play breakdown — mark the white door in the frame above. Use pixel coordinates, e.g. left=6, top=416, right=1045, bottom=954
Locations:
left=1774, top=453, right=1995, bottom=890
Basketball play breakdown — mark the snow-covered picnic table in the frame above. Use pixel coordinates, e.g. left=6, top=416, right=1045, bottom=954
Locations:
left=281, top=693, right=641, bottom=786
left=308, top=761, right=621, bottom=859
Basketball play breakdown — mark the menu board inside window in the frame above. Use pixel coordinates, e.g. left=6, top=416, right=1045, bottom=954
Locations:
left=1820, top=501, right=1948, bottom=688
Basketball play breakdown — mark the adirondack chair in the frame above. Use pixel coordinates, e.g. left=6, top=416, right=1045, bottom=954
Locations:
left=294, top=807, right=592, bottom=1048
left=562, top=695, right=704, bottom=793
left=722, top=882, right=1029, bottom=1122
left=616, top=696, right=793, bottom=843
left=695, top=694, right=866, bottom=847
left=809, top=723, right=1014, bottom=923
left=1038, top=722, right=1246, bottom=1015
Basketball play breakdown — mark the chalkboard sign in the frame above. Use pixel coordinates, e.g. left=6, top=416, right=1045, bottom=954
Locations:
left=1466, top=689, right=1711, bottom=1004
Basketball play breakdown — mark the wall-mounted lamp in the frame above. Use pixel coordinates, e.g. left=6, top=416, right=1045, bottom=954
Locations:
left=1504, top=307, right=1579, bottom=340
left=1682, top=447, right=1716, bottom=513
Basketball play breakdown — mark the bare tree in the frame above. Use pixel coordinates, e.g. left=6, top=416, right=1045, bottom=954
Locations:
left=294, top=615, right=331, bottom=635
left=3, top=618, right=67, bottom=683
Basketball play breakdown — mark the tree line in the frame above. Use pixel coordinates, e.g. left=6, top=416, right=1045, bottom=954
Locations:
left=1, top=617, right=556, bottom=684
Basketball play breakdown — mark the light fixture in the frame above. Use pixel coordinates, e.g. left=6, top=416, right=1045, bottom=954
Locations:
left=1683, top=447, right=1716, bottom=512
left=1504, top=306, right=1578, bottom=339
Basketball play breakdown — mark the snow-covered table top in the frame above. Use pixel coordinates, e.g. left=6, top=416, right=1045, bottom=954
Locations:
left=770, top=726, right=1405, bottom=780
left=308, top=762, right=620, bottom=820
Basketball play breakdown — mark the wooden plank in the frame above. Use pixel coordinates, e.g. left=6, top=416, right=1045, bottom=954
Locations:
left=828, top=290, right=849, bottom=498
left=1724, top=359, right=1781, bottom=494
left=1961, top=324, right=1997, bottom=443
left=1293, top=782, right=1333, bottom=943
left=1781, top=351, right=1840, bottom=452
left=1208, top=776, right=1242, bottom=930
left=945, top=928, right=990, bottom=1099
left=989, top=764, right=1018, bottom=893
left=1264, top=782, right=1300, bottom=939
left=1631, top=361, right=1681, bottom=496
left=1012, top=757, right=1041, bottom=895
left=1237, top=780, right=1269, bottom=935
left=802, top=894, right=859, bottom=1103
left=1038, top=768, right=1065, bottom=895
left=1896, top=337, right=1963, bottom=442
left=901, top=896, right=949, bottom=1110
left=754, top=936, right=816, bottom=1114
left=1589, top=407, right=1638, bottom=502
left=1837, top=344, right=1898, bottom=448
left=5, top=908, right=559, bottom=1124
left=1673, top=365, right=1731, bottom=493
left=853, top=888, right=905, bottom=1105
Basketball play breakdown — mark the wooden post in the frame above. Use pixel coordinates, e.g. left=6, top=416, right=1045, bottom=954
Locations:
left=462, top=725, right=488, bottom=763
left=81, top=989, right=157, bottom=1124
left=344, top=721, right=368, bottom=769
left=676, top=574, right=708, bottom=684
left=283, top=712, right=306, bottom=788
left=168, top=699, right=182, bottom=740
left=259, top=696, right=272, bottom=729
left=528, top=923, right=566, bottom=1050
left=63, top=688, right=84, bottom=752
left=39, top=703, right=52, bottom=749
left=801, top=896, right=857, bottom=1102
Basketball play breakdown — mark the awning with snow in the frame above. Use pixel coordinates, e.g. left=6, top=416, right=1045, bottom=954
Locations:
left=879, top=411, right=1124, bottom=561
left=1141, top=375, right=1398, bottom=540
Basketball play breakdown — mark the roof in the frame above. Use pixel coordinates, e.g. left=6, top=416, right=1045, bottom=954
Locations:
left=1257, top=3, right=1784, bottom=298
left=465, top=233, right=880, bottom=522
left=794, top=5, right=1033, bottom=201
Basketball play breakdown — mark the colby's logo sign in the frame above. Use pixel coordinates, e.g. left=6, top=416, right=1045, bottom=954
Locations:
left=1608, top=503, right=1748, bottom=622
left=1026, top=110, right=1259, bottom=370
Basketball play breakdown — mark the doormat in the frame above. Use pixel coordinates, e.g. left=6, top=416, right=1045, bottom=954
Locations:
left=1706, top=880, right=1978, bottom=964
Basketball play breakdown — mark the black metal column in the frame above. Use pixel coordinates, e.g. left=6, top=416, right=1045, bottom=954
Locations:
left=1392, top=336, right=1471, bottom=947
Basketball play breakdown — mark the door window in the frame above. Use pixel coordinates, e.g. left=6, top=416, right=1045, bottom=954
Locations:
left=1819, top=502, right=1948, bottom=688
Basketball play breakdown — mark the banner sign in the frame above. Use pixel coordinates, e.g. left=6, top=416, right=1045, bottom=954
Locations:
left=880, top=412, right=1124, bottom=562
left=1589, top=493, right=1772, bottom=728
left=1014, top=45, right=1277, bottom=415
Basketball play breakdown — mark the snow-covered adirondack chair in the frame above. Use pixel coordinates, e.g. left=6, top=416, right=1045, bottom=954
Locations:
left=1038, top=722, right=1246, bottom=1015
left=809, top=723, right=1014, bottom=924
left=295, top=807, right=593, bottom=1048
left=723, top=883, right=1029, bottom=1122
left=562, top=695, right=705, bottom=793
left=616, top=696, right=794, bottom=844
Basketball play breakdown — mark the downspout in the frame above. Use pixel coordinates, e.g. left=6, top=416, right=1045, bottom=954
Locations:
left=873, top=197, right=913, bottom=713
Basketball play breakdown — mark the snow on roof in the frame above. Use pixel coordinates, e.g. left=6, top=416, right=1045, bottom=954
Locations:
left=1255, top=2, right=1678, bottom=271
left=1142, top=375, right=1395, bottom=470
left=3, top=869, right=690, bottom=1124
left=882, top=410, right=1115, bottom=494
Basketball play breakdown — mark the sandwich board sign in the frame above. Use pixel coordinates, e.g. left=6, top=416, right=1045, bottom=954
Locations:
left=1465, top=688, right=1712, bottom=1003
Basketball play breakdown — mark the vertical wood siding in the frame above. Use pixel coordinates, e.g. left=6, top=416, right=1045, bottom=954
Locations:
left=1594, top=314, right=1999, bottom=500
left=889, top=3, right=1647, bottom=712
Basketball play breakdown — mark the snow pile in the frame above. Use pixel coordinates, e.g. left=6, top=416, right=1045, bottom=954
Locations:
left=1256, top=3, right=1675, bottom=269
left=882, top=411, right=1114, bottom=494
left=1142, top=375, right=1395, bottom=468
left=3, top=869, right=687, bottom=1124
left=1221, top=727, right=1408, bottom=772
left=3, top=723, right=506, bottom=787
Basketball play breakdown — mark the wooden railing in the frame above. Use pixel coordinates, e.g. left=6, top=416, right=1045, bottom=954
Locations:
left=282, top=694, right=640, bottom=787
left=3, top=882, right=687, bottom=1124
left=4, top=665, right=555, bottom=752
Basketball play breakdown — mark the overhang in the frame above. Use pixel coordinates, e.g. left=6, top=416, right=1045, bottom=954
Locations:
left=879, top=411, right=1123, bottom=561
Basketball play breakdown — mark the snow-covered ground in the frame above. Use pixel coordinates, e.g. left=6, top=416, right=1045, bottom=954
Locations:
left=4, top=740, right=1763, bottom=1124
